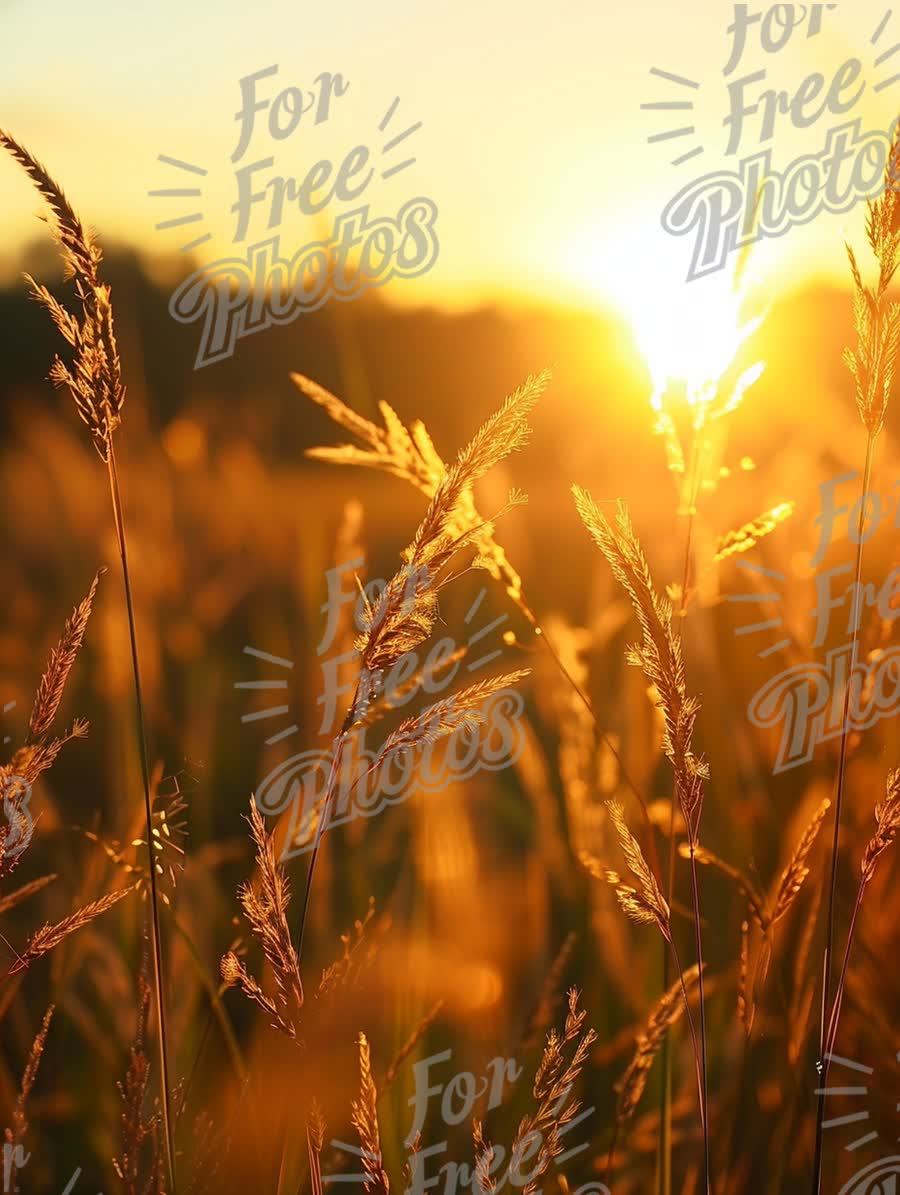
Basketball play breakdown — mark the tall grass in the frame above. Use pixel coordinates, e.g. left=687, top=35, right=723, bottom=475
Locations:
left=0, top=129, right=176, bottom=1190
left=811, top=127, right=900, bottom=1195
left=4, top=117, right=900, bottom=1195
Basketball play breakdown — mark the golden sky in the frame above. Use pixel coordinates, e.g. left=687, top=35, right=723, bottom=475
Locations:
left=1, top=0, right=898, bottom=344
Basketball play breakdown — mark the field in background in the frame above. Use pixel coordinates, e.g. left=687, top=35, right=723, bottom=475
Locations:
left=1, top=239, right=899, bottom=1193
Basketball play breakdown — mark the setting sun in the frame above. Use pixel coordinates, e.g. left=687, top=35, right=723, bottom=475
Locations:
left=5, top=3, right=900, bottom=1193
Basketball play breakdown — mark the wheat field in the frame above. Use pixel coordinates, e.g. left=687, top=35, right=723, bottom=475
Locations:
left=2, top=86, right=900, bottom=1195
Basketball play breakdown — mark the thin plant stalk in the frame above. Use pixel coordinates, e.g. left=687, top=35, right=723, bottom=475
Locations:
left=0, top=128, right=177, bottom=1191
left=811, top=432, right=876, bottom=1195
left=573, top=486, right=711, bottom=1192
left=820, top=768, right=900, bottom=1144
left=519, top=600, right=665, bottom=879
left=823, top=772, right=900, bottom=1070
left=295, top=371, right=661, bottom=875
left=811, top=126, right=900, bottom=1186
left=660, top=411, right=706, bottom=1195
left=664, top=931, right=707, bottom=1151
left=295, top=683, right=361, bottom=960
left=603, top=933, right=705, bottom=1188
left=106, top=438, right=177, bottom=1191
left=603, top=1122, right=621, bottom=1187
left=822, top=888, right=864, bottom=1067
left=685, top=832, right=710, bottom=1193
left=682, top=429, right=711, bottom=1191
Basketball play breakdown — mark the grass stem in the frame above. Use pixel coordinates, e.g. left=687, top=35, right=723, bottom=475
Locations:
left=811, top=430, right=876, bottom=1195
left=106, top=438, right=177, bottom=1193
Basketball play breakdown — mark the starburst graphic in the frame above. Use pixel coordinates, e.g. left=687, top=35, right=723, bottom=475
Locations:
left=322, top=1139, right=377, bottom=1185
left=148, top=154, right=211, bottom=254
left=376, top=96, right=423, bottom=180
left=641, top=67, right=704, bottom=167
left=644, top=10, right=900, bottom=169
left=234, top=645, right=297, bottom=746
left=873, top=10, right=900, bottom=93
left=149, top=95, right=423, bottom=254
left=729, top=559, right=791, bottom=659
left=234, top=586, right=510, bottom=746
left=814, top=1051, right=900, bottom=1152
left=462, top=587, right=508, bottom=671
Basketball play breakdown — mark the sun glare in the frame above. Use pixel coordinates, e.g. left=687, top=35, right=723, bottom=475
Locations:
left=573, top=223, right=765, bottom=404
left=635, top=277, right=761, bottom=401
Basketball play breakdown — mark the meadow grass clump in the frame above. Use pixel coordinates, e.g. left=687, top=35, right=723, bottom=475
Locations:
left=1, top=128, right=174, bottom=1188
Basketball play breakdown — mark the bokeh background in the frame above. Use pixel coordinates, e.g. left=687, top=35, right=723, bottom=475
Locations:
left=2, top=1, right=900, bottom=1191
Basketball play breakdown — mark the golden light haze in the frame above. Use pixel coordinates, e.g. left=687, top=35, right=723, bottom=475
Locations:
left=1, top=0, right=896, bottom=333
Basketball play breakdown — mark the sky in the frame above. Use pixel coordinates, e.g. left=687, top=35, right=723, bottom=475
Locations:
left=2, top=0, right=899, bottom=359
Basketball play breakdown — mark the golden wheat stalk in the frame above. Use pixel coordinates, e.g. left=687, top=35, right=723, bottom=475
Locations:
left=0, top=874, right=57, bottom=917
left=27, top=570, right=103, bottom=741
left=241, top=802, right=305, bottom=1013
left=614, top=965, right=703, bottom=1131
left=222, top=800, right=305, bottom=1042
left=308, top=1102, right=326, bottom=1195
left=580, top=801, right=706, bottom=1175
left=10, top=886, right=133, bottom=974
left=824, top=769, right=900, bottom=1065
left=754, top=795, right=825, bottom=1042
left=353, top=375, right=540, bottom=681
left=1, top=571, right=100, bottom=865
left=472, top=1120, right=498, bottom=1195
left=5, top=1004, right=54, bottom=1154
left=680, top=797, right=829, bottom=939
left=351, top=1033, right=391, bottom=1195
left=0, top=129, right=176, bottom=1189
left=297, top=369, right=661, bottom=871
left=508, top=989, right=596, bottom=1195
left=571, top=493, right=707, bottom=825
left=471, top=990, right=594, bottom=1195
left=677, top=843, right=766, bottom=930
left=605, top=801, right=670, bottom=933
left=770, top=798, right=831, bottom=928
left=294, top=369, right=549, bottom=605
left=379, top=1001, right=444, bottom=1096
left=572, top=488, right=710, bottom=1191
left=0, top=132, right=125, bottom=456
left=0, top=577, right=103, bottom=890
left=813, top=125, right=900, bottom=1195
left=375, top=669, right=529, bottom=760
left=114, top=971, right=169, bottom=1195
left=295, top=380, right=543, bottom=960
left=523, top=932, right=578, bottom=1050
left=712, top=502, right=796, bottom=564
